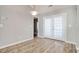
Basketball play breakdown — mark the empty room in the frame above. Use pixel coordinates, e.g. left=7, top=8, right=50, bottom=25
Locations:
left=0, top=5, right=79, bottom=53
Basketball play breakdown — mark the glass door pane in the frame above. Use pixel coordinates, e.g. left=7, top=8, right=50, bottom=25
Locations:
left=53, top=16, right=63, bottom=38
left=43, top=13, right=67, bottom=40
left=43, top=17, right=53, bottom=37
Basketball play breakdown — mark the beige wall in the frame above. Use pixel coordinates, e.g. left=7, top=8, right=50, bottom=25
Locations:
left=76, top=6, right=79, bottom=47
left=38, top=6, right=77, bottom=44
left=0, top=6, right=33, bottom=47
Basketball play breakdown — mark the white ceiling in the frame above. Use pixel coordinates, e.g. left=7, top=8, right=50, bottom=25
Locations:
left=27, top=5, right=74, bottom=15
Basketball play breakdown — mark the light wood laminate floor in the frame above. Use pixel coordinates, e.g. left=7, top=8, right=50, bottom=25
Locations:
left=0, top=37, right=77, bottom=53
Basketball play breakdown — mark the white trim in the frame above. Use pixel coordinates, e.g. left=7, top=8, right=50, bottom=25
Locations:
left=64, top=41, right=76, bottom=45
left=0, top=37, right=33, bottom=49
left=77, top=47, right=79, bottom=51
left=38, top=35, right=76, bottom=44
left=76, top=45, right=79, bottom=51
left=39, top=35, right=78, bottom=51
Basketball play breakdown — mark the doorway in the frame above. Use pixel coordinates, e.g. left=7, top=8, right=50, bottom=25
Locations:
left=34, top=17, right=38, bottom=37
left=43, top=13, right=67, bottom=41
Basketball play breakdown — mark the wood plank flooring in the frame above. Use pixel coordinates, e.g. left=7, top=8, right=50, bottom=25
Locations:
left=0, top=37, right=77, bottom=53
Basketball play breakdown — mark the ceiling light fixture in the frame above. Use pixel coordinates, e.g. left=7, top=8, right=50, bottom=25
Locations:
left=31, top=11, right=38, bottom=16
left=29, top=5, right=38, bottom=16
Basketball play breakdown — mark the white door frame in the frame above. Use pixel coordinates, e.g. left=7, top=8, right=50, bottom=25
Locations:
left=43, top=13, right=67, bottom=41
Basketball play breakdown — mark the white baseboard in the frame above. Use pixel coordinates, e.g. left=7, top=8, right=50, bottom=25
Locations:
left=77, top=48, right=79, bottom=51
left=0, top=37, right=33, bottom=49
left=38, top=35, right=77, bottom=48
left=38, top=35, right=76, bottom=44
left=39, top=36, right=79, bottom=51
left=1, top=36, right=78, bottom=51
left=75, top=45, right=79, bottom=51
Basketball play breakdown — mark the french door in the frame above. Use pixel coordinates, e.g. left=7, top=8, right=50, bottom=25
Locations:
left=43, top=13, right=67, bottom=41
